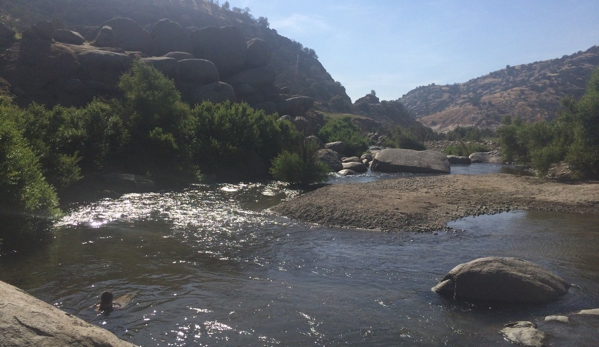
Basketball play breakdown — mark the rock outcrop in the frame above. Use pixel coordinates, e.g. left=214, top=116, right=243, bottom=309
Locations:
left=1, top=17, right=315, bottom=118
left=0, top=280, right=137, bottom=347
left=432, top=257, right=571, bottom=302
left=370, top=149, right=450, bottom=174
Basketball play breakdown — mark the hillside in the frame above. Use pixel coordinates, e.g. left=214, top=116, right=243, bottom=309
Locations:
left=0, top=0, right=349, bottom=104
left=400, top=45, right=599, bottom=132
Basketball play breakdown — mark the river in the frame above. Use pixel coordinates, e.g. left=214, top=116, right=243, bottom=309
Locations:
left=0, top=165, right=598, bottom=346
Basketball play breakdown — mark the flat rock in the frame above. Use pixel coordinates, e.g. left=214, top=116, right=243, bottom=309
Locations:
left=371, top=149, right=450, bottom=174
left=576, top=308, right=599, bottom=316
left=432, top=257, right=570, bottom=302
left=0, top=280, right=137, bottom=347
left=469, top=151, right=503, bottom=164
left=501, top=321, right=545, bottom=347
left=545, top=315, right=569, bottom=323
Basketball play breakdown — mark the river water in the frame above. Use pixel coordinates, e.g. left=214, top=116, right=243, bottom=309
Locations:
left=1, top=165, right=598, bottom=346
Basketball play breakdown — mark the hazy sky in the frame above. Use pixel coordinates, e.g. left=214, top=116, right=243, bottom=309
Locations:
left=227, top=0, right=599, bottom=102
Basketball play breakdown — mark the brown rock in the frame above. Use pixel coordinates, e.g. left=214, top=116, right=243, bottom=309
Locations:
left=0, top=280, right=137, bottom=347
left=432, top=257, right=571, bottom=302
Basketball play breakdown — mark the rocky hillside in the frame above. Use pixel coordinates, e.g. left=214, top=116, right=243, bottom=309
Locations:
left=0, top=0, right=349, bottom=104
left=352, top=93, right=427, bottom=131
left=400, top=45, right=599, bottom=132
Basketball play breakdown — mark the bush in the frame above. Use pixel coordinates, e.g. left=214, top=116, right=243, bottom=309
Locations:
left=0, top=115, right=59, bottom=254
left=497, top=67, right=599, bottom=178
left=318, top=117, right=368, bottom=156
left=270, top=143, right=329, bottom=185
left=443, top=142, right=490, bottom=156
left=382, top=126, right=426, bottom=150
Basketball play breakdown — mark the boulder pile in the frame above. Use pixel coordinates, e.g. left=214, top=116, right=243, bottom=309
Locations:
left=0, top=18, right=313, bottom=118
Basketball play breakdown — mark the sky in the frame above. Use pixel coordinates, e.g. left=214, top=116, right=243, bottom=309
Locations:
left=225, top=0, right=599, bottom=102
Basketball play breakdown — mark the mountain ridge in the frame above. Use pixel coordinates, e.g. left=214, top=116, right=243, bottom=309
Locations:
left=400, top=45, right=599, bottom=132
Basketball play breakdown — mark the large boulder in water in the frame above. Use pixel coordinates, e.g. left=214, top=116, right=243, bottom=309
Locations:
left=371, top=149, right=450, bottom=174
left=150, top=18, right=190, bottom=56
left=0, top=280, right=136, bottom=346
left=432, top=257, right=571, bottom=302
left=189, top=26, right=247, bottom=76
left=342, top=161, right=367, bottom=173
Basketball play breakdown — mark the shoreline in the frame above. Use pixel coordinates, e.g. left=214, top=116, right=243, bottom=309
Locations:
left=272, top=173, right=599, bottom=232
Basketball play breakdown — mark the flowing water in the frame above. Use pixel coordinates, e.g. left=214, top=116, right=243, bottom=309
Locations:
left=1, top=166, right=598, bottom=346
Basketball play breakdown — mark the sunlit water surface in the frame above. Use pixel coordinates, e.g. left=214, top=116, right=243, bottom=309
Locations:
left=0, top=166, right=598, bottom=346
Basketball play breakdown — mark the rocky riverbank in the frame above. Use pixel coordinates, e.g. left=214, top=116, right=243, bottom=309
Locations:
left=272, top=173, right=599, bottom=232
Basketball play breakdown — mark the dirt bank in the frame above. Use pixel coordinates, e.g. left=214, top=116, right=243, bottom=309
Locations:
left=272, top=174, right=599, bottom=232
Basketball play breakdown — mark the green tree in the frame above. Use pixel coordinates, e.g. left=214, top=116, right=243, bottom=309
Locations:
left=270, top=142, right=329, bottom=185
left=318, top=117, right=369, bottom=157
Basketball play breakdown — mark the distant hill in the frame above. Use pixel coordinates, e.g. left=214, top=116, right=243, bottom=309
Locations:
left=0, top=0, right=349, bottom=104
left=399, top=45, right=599, bottom=132
left=351, top=93, right=426, bottom=131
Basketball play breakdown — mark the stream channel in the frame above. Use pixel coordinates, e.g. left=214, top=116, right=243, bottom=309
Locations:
left=1, top=164, right=598, bottom=346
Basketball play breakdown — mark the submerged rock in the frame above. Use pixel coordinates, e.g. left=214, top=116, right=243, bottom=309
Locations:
left=432, top=257, right=570, bottom=302
left=501, top=321, right=545, bottom=347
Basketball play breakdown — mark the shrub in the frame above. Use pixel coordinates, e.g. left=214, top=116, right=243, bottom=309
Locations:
left=270, top=143, right=329, bottom=185
left=318, top=116, right=368, bottom=156
left=443, top=142, right=490, bottom=157
left=382, top=126, right=426, bottom=150
left=0, top=115, right=59, bottom=254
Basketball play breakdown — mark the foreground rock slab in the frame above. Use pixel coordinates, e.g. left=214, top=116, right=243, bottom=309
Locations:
left=0, top=281, right=137, bottom=347
left=371, top=149, right=450, bottom=174
left=501, top=321, right=545, bottom=347
left=432, top=257, right=570, bottom=302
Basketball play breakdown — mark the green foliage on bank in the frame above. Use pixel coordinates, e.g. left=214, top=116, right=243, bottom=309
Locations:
left=497, top=67, right=599, bottom=178
left=318, top=116, right=369, bottom=157
left=382, top=127, right=426, bottom=150
left=0, top=61, right=321, bottom=253
left=443, top=142, right=491, bottom=156
left=270, top=142, right=329, bottom=186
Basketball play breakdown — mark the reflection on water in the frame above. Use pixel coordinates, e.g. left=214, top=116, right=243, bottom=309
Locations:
left=0, top=181, right=598, bottom=346
left=328, top=163, right=531, bottom=184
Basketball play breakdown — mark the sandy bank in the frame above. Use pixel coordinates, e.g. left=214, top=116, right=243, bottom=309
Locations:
left=272, top=174, right=599, bottom=232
